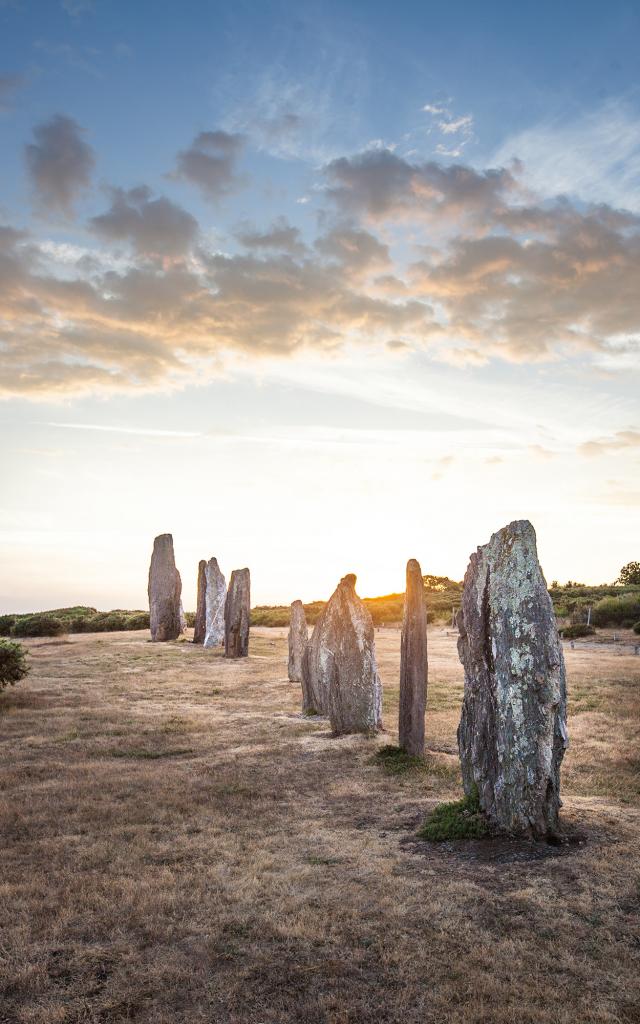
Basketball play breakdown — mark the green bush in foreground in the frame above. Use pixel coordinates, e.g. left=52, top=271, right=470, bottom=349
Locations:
left=418, top=786, right=490, bottom=842
left=0, top=639, right=29, bottom=691
left=560, top=623, right=596, bottom=639
left=12, top=614, right=65, bottom=638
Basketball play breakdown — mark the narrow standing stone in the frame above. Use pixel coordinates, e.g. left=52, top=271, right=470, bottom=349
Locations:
left=288, top=600, right=308, bottom=688
left=204, top=558, right=226, bottom=648
left=148, top=533, right=182, bottom=642
left=224, top=568, right=250, bottom=657
left=399, top=558, right=428, bottom=757
left=457, top=520, right=568, bottom=838
left=193, top=560, right=207, bottom=644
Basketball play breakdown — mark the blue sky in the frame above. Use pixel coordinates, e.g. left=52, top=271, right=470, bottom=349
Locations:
left=0, top=0, right=639, bottom=611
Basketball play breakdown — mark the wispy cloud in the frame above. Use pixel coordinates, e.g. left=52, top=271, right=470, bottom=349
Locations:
left=45, top=422, right=202, bottom=438
left=492, top=98, right=640, bottom=210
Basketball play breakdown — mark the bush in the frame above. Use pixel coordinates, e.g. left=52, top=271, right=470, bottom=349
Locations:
left=633, top=622, right=640, bottom=636
left=125, top=612, right=150, bottom=630
left=0, top=614, right=16, bottom=636
left=12, top=614, right=65, bottom=638
left=560, top=624, right=596, bottom=639
left=591, top=595, right=640, bottom=628
left=0, top=639, right=29, bottom=691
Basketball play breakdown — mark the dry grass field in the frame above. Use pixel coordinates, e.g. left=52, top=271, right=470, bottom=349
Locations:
left=1, top=627, right=639, bottom=1024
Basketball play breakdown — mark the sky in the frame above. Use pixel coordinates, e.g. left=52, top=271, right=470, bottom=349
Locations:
left=0, top=0, right=639, bottom=613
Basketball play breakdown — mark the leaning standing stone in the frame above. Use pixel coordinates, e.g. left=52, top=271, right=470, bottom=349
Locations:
left=224, top=568, right=250, bottom=657
left=303, top=574, right=382, bottom=733
left=457, top=519, right=568, bottom=838
left=148, top=533, right=182, bottom=642
left=399, top=559, right=428, bottom=757
left=204, top=558, right=226, bottom=648
left=288, top=600, right=307, bottom=686
left=193, top=560, right=207, bottom=644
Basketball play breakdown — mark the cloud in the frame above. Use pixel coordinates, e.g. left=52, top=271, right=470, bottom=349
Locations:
left=89, top=186, right=198, bottom=257
left=492, top=98, right=640, bottom=211
left=0, top=73, right=23, bottom=112
left=579, top=429, right=640, bottom=457
left=410, top=200, right=640, bottom=362
left=314, top=225, right=390, bottom=275
left=323, top=147, right=516, bottom=223
left=171, top=130, right=246, bottom=201
left=61, top=0, right=94, bottom=15
left=0, top=221, right=434, bottom=400
left=235, top=216, right=306, bottom=255
left=25, top=114, right=95, bottom=216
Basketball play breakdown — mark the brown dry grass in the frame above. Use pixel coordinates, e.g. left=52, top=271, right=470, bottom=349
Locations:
left=1, top=626, right=639, bottom=1024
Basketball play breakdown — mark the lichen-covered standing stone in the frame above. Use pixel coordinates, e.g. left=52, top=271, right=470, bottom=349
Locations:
left=303, top=574, right=382, bottom=733
left=224, top=568, right=250, bottom=658
left=148, top=533, right=182, bottom=642
left=457, top=520, right=568, bottom=838
left=288, top=600, right=308, bottom=687
left=204, top=557, right=226, bottom=649
left=399, top=558, right=428, bottom=757
left=193, top=560, right=207, bottom=644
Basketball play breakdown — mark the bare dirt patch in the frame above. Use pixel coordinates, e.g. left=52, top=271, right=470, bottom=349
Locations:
left=1, top=627, right=639, bottom=1023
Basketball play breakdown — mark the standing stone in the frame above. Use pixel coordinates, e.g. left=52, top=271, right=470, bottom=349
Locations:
left=288, top=600, right=308, bottom=687
left=224, top=568, right=250, bottom=658
left=303, top=574, right=382, bottom=733
left=148, top=533, right=182, bottom=642
left=457, top=520, right=568, bottom=838
left=193, top=560, right=207, bottom=644
left=203, top=558, right=226, bottom=649
left=399, top=558, right=428, bottom=757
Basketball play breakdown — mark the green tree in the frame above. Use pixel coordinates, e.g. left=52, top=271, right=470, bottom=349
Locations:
left=0, top=639, right=29, bottom=692
left=617, top=561, right=640, bottom=586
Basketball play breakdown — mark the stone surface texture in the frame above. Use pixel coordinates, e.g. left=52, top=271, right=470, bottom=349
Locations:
left=457, top=519, right=568, bottom=838
left=288, top=600, right=307, bottom=686
left=193, top=560, right=207, bottom=644
left=224, top=568, right=250, bottom=658
left=203, top=558, right=226, bottom=649
left=303, top=574, right=382, bottom=733
left=148, top=533, right=182, bottom=642
left=399, top=558, right=428, bottom=757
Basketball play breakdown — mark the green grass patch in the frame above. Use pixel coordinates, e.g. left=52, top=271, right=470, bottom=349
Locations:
left=372, top=744, right=427, bottom=775
left=418, top=786, right=490, bottom=841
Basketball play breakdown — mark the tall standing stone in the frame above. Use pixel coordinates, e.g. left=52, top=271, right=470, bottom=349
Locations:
left=303, top=574, right=382, bottom=733
left=193, top=560, right=207, bottom=644
left=457, top=520, right=568, bottom=838
left=148, top=533, right=182, bottom=642
left=288, top=600, right=308, bottom=688
left=224, top=568, right=250, bottom=658
left=399, top=558, right=428, bottom=757
left=204, top=558, right=226, bottom=649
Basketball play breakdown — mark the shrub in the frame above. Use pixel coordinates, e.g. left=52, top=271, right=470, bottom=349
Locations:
left=617, top=561, right=640, bottom=586
left=12, top=614, right=65, bottom=638
left=0, top=614, right=16, bottom=636
left=418, top=786, right=490, bottom=841
left=560, top=624, right=596, bottom=639
left=125, top=612, right=150, bottom=630
left=633, top=622, right=640, bottom=636
left=591, top=595, right=640, bottom=628
left=184, top=611, right=196, bottom=628
left=0, top=639, right=29, bottom=691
